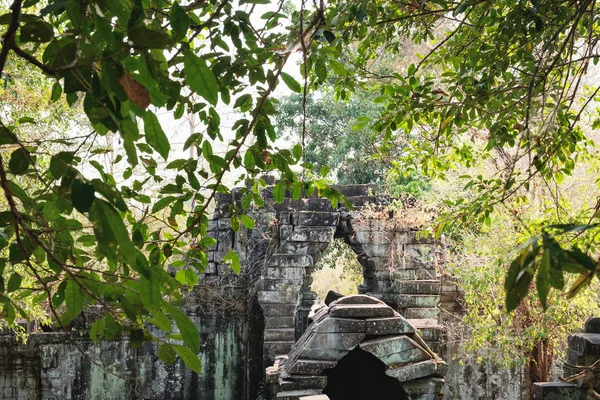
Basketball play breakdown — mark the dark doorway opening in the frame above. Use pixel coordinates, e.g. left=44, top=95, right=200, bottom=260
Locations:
left=323, top=347, right=409, bottom=400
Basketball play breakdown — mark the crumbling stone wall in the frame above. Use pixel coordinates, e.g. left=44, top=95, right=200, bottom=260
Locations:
left=0, top=314, right=246, bottom=400
left=0, top=182, right=517, bottom=399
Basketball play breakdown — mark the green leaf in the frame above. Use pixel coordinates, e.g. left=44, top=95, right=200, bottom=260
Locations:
left=9, top=148, right=31, bottom=174
left=143, top=113, right=171, bottom=160
left=163, top=302, right=200, bottom=353
left=90, top=318, right=106, bottom=343
left=170, top=2, right=189, bottom=41
left=139, top=276, right=161, bottom=314
left=292, top=181, right=302, bottom=200
left=20, top=18, right=54, bottom=43
left=281, top=72, right=302, bottom=93
left=184, top=51, right=219, bottom=106
left=152, top=196, right=176, bottom=213
left=323, top=30, right=335, bottom=43
left=320, top=165, right=330, bottom=177
left=88, top=199, right=137, bottom=267
left=6, top=273, right=21, bottom=293
left=149, top=311, right=172, bottom=332
left=0, top=127, right=18, bottom=145
left=128, top=26, right=173, bottom=49
left=158, top=343, right=177, bottom=365
left=273, top=182, right=285, bottom=204
left=175, top=269, right=198, bottom=286
left=9, top=238, right=36, bottom=264
left=71, top=178, right=96, bottom=213
left=234, top=94, right=253, bottom=111
left=50, top=152, right=74, bottom=179
left=536, top=248, right=551, bottom=310
left=292, top=144, right=302, bottom=161
left=50, top=81, right=62, bottom=102
left=91, top=179, right=127, bottom=212
left=65, top=279, right=84, bottom=319
left=240, top=214, right=254, bottom=229
left=224, top=250, right=240, bottom=274
left=174, top=345, right=202, bottom=373
left=505, top=245, right=540, bottom=312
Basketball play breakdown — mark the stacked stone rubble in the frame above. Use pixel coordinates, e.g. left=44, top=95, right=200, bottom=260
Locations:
left=266, top=295, right=446, bottom=400
left=533, top=317, right=600, bottom=399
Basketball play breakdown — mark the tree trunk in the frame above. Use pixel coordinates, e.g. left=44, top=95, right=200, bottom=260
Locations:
left=524, top=338, right=554, bottom=400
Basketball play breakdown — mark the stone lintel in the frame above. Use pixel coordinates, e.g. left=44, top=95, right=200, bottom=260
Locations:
left=329, top=304, right=395, bottom=319
left=329, top=294, right=383, bottom=306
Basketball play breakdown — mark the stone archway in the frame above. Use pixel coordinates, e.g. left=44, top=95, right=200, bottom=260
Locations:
left=265, top=295, right=446, bottom=400
left=255, top=184, right=458, bottom=368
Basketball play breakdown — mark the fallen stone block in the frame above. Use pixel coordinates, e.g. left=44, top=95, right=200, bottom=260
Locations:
left=280, top=375, right=328, bottom=391
left=277, top=390, right=322, bottom=400
left=289, top=360, right=337, bottom=375
left=360, top=335, right=430, bottom=366
left=386, top=360, right=447, bottom=382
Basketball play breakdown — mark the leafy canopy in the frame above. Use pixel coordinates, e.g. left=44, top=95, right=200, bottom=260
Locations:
left=0, top=0, right=600, bottom=372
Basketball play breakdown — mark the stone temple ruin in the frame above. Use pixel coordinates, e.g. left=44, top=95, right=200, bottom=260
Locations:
left=1, top=181, right=593, bottom=399
left=265, top=294, right=446, bottom=399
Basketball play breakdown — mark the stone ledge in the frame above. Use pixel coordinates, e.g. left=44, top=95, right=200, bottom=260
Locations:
left=532, top=382, right=584, bottom=400
left=329, top=304, right=396, bottom=319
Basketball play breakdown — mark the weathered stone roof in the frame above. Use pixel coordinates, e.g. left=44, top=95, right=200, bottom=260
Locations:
left=270, top=294, right=446, bottom=400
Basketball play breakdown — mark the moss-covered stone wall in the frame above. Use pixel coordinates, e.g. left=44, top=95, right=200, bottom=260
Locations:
left=0, top=314, right=246, bottom=400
